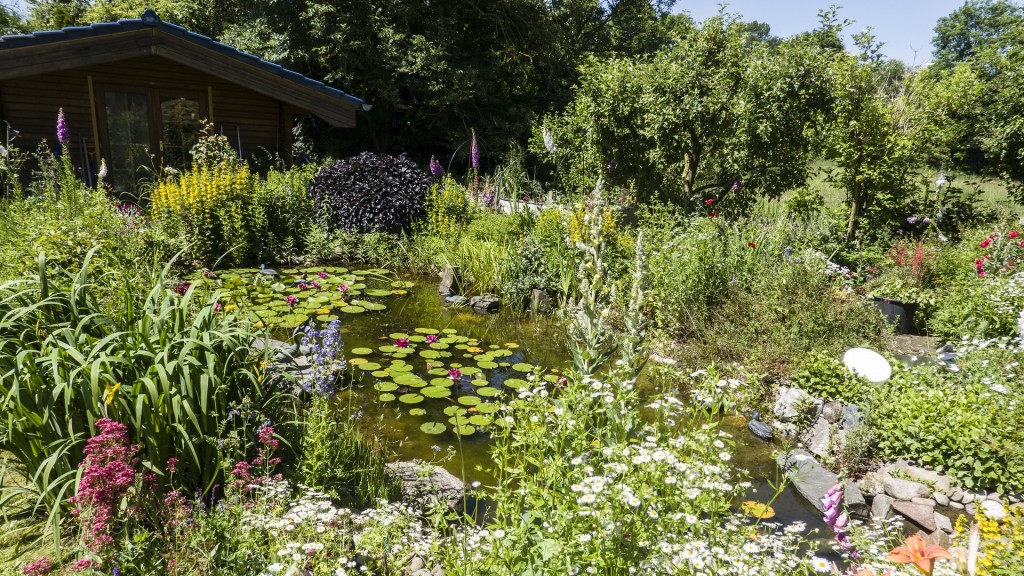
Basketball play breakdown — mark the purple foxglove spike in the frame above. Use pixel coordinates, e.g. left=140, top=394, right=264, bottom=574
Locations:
left=471, top=130, right=480, bottom=170
left=57, top=108, right=69, bottom=144
left=430, top=156, right=444, bottom=178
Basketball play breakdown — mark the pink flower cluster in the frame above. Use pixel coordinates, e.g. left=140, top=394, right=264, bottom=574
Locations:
left=20, top=557, right=53, bottom=576
left=822, top=483, right=855, bottom=554
left=976, top=229, right=1024, bottom=277
left=425, top=334, right=439, bottom=344
left=69, top=419, right=140, bottom=554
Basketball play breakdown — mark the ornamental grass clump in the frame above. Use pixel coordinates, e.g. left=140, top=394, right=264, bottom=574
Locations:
left=0, top=250, right=290, bottom=539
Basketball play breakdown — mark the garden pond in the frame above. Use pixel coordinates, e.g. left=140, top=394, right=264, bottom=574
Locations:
left=196, top=266, right=828, bottom=535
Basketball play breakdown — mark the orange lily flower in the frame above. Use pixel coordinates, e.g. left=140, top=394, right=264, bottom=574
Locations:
left=887, top=534, right=952, bottom=575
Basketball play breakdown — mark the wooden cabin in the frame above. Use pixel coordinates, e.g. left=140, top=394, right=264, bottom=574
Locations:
left=0, top=10, right=364, bottom=193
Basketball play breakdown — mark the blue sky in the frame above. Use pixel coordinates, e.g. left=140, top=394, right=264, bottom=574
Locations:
left=679, top=1, right=968, bottom=64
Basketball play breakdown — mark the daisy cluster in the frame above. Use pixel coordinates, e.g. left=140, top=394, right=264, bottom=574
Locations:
left=243, top=481, right=436, bottom=576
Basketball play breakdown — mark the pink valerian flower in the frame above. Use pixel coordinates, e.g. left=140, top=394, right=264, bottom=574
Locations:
left=69, top=419, right=141, bottom=555
left=395, top=338, right=410, bottom=348
left=20, top=557, right=54, bottom=576
left=318, top=271, right=329, bottom=279
left=56, top=108, right=69, bottom=144
left=286, top=295, right=299, bottom=307
left=66, top=559, right=100, bottom=572
left=425, top=334, right=439, bottom=344
left=166, top=457, right=179, bottom=473
left=449, top=368, right=462, bottom=381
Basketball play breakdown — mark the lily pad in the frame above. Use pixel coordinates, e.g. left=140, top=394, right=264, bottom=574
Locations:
left=415, top=328, right=439, bottom=334
left=453, top=425, right=476, bottom=436
left=457, top=396, right=481, bottom=406
left=477, top=386, right=500, bottom=397
left=341, top=305, right=366, bottom=314
left=379, top=393, right=396, bottom=402
left=475, top=402, right=500, bottom=414
left=398, top=393, right=425, bottom=405
left=357, top=362, right=382, bottom=371
left=419, top=350, right=442, bottom=359
left=394, top=374, right=426, bottom=386
left=349, top=358, right=368, bottom=366
left=504, top=378, right=529, bottom=389
left=420, top=422, right=446, bottom=435
left=443, top=406, right=468, bottom=417
left=389, top=332, right=410, bottom=340
left=409, top=408, right=427, bottom=416
left=352, top=347, right=374, bottom=356
left=468, top=415, right=492, bottom=426
left=421, top=386, right=452, bottom=398
left=375, top=382, right=399, bottom=392
left=477, top=361, right=498, bottom=370
left=365, top=289, right=393, bottom=297
left=740, top=501, right=776, bottom=519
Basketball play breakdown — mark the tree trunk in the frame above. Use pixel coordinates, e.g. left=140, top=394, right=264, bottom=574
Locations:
left=846, top=182, right=861, bottom=242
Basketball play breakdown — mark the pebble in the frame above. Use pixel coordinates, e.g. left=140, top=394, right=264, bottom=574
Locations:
left=949, top=488, right=963, bottom=503
left=961, top=492, right=975, bottom=504
left=933, top=492, right=950, bottom=507
left=965, top=503, right=977, bottom=516
left=980, top=499, right=1007, bottom=521
left=950, top=501, right=964, bottom=510
left=988, top=492, right=1003, bottom=502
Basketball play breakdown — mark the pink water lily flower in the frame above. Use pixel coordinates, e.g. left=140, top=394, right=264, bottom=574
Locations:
left=395, top=338, right=410, bottom=348
left=449, top=368, right=462, bottom=381
left=425, top=334, right=439, bottom=344
left=286, top=295, right=298, bottom=307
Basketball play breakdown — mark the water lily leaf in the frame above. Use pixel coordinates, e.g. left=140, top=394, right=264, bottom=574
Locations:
left=421, top=386, right=452, bottom=398
left=316, top=314, right=339, bottom=322
left=341, top=305, right=366, bottom=314
left=358, top=362, right=382, bottom=371
left=443, top=406, right=467, bottom=417
left=375, top=382, right=399, bottom=392
left=365, top=289, right=392, bottom=297
left=399, top=393, right=425, bottom=404
left=394, top=374, right=424, bottom=386
left=428, top=343, right=450, bottom=350
left=504, top=378, right=529, bottom=389
left=379, top=393, right=396, bottom=402
left=473, top=355, right=494, bottom=363
left=409, top=408, right=427, bottom=416
left=379, top=345, right=401, bottom=353
left=392, top=289, right=408, bottom=295
left=457, top=396, right=481, bottom=406
left=409, top=335, right=427, bottom=342
left=392, top=281, right=415, bottom=288
left=420, top=422, right=446, bottom=435
left=477, top=387, right=500, bottom=397
left=460, top=366, right=481, bottom=375
left=477, top=361, right=498, bottom=370
left=468, top=415, right=492, bottom=426
left=419, top=350, right=441, bottom=359
left=428, top=368, right=450, bottom=376
left=415, top=328, right=439, bottom=334
left=504, top=343, right=520, bottom=349
left=471, top=378, right=489, bottom=387
left=389, top=364, right=414, bottom=373
left=475, top=402, right=499, bottom=414
left=389, top=333, right=410, bottom=340
left=352, top=348, right=374, bottom=356
left=349, top=358, right=368, bottom=365
left=492, top=349, right=513, bottom=358
left=371, top=370, right=390, bottom=378
left=741, top=501, right=776, bottom=519
left=431, top=378, right=456, bottom=387
left=453, top=425, right=475, bottom=436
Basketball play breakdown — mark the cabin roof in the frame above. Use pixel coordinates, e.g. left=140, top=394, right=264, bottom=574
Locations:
left=0, top=10, right=363, bottom=127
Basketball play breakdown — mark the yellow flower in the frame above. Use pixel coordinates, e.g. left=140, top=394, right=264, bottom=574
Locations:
left=103, top=382, right=122, bottom=406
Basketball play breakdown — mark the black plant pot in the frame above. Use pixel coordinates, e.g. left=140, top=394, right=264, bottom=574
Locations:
left=872, top=297, right=919, bottom=335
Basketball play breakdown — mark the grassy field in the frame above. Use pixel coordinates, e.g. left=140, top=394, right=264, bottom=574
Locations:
left=801, top=159, right=1021, bottom=215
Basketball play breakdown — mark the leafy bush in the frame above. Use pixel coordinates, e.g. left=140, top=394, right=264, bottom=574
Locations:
left=420, top=175, right=469, bottom=238
left=150, top=162, right=258, bottom=266
left=789, top=352, right=873, bottom=404
left=0, top=252, right=289, bottom=530
left=868, top=341, right=1024, bottom=492
left=930, top=272, right=1024, bottom=338
left=308, top=152, right=430, bottom=234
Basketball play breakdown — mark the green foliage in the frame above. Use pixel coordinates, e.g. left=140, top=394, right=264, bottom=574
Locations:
left=929, top=272, right=1024, bottom=338
left=0, top=252, right=289, bottom=533
left=868, top=343, right=1024, bottom=492
left=789, top=352, right=873, bottom=404
left=538, top=14, right=829, bottom=207
left=784, top=188, right=825, bottom=220
left=932, top=0, right=1024, bottom=70
left=298, top=396, right=402, bottom=507
left=421, top=176, right=469, bottom=239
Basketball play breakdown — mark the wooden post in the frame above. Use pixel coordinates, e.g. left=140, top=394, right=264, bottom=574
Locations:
left=87, top=75, right=102, bottom=167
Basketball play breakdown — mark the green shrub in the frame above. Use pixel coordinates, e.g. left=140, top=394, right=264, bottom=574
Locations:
left=929, top=272, right=1024, bottom=338
left=868, top=342, right=1024, bottom=492
left=421, top=176, right=469, bottom=239
left=789, top=352, right=873, bottom=404
left=0, top=252, right=290, bottom=531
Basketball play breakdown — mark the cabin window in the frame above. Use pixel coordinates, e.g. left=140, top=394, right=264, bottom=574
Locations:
left=104, top=91, right=150, bottom=195
left=96, top=85, right=207, bottom=195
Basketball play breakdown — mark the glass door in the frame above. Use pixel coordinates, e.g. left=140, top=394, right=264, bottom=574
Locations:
left=160, top=95, right=202, bottom=172
left=104, top=91, right=150, bottom=195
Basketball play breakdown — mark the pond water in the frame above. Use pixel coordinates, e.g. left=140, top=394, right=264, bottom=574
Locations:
left=207, top=266, right=827, bottom=537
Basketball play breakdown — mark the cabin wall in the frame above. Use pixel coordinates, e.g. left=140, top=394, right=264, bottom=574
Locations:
left=0, top=55, right=293, bottom=175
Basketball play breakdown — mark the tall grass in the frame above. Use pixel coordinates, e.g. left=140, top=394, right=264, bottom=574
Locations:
left=0, top=250, right=292, bottom=542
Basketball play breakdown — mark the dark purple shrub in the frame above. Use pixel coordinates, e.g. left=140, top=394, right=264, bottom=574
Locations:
left=307, top=152, right=430, bottom=233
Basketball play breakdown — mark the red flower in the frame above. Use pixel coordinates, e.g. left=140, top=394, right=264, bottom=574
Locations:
left=747, top=242, right=756, bottom=248
left=980, top=239, right=992, bottom=248
left=1009, top=230, right=1020, bottom=239
left=708, top=211, right=719, bottom=218
left=704, top=198, right=715, bottom=205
